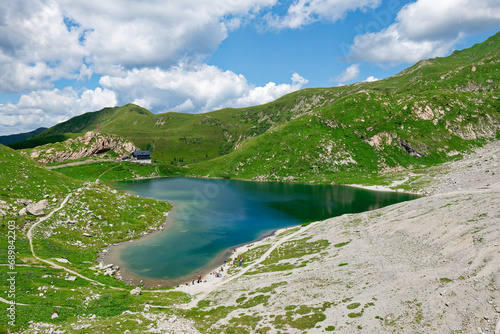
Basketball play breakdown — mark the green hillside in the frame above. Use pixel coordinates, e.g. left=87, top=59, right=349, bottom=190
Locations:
left=0, top=144, right=178, bottom=333
left=13, top=31, right=500, bottom=184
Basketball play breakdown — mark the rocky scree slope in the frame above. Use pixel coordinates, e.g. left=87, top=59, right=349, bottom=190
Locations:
left=174, top=140, right=500, bottom=333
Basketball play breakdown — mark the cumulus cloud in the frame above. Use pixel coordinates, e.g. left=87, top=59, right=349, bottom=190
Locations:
left=0, top=1, right=86, bottom=92
left=0, top=0, right=278, bottom=92
left=100, top=65, right=308, bottom=113
left=0, top=87, right=117, bottom=135
left=336, top=64, right=360, bottom=82
left=365, top=76, right=379, bottom=82
left=348, top=0, right=500, bottom=64
left=264, top=0, right=381, bottom=29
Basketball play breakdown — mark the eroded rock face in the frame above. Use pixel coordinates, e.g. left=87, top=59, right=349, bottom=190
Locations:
left=24, top=131, right=139, bottom=164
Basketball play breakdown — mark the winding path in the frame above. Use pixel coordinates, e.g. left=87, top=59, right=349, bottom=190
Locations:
left=178, top=223, right=315, bottom=309
left=26, top=192, right=123, bottom=290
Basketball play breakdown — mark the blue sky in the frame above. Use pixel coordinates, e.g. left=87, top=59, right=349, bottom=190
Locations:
left=0, top=0, right=499, bottom=135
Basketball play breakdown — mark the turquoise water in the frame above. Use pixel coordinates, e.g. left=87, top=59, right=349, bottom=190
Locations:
left=111, top=177, right=417, bottom=284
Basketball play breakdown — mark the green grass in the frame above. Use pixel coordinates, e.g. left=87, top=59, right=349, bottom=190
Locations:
left=54, top=161, right=183, bottom=183
left=10, top=32, right=500, bottom=188
left=272, top=303, right=332, bottom=331
left=334, top=240, right=351, bottom=248
left=0, top=144, right=181, bottom=332
left=262, top=237, right=330, bottom=264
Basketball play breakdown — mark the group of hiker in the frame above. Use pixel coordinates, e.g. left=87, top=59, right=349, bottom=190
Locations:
left=185, top=247, right=246, bottom=286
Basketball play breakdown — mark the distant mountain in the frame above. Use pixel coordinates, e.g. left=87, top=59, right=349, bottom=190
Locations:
left=15, top=31, right=500, bottom=183
left=0, top=127, right=47, bottom=145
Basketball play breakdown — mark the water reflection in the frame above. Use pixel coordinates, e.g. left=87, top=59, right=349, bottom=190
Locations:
left=110, top=177, right=417, bottom=282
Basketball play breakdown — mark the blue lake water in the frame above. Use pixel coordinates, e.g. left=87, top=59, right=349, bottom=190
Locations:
left=110, top=177, right=418, bottom=285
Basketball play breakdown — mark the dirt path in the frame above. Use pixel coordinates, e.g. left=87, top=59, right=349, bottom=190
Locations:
left=174, top=223, right=314, bottom=309
left=45, top=159, right=116, bottom=169
left=0, top=296, right=28, bottom=306
left=26, top=192, right=124, bottom=290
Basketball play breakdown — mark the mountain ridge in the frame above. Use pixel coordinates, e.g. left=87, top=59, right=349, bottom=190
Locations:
left=11, top=31, right=500, bottom=184
left=0, top=127, right=47, bottom=145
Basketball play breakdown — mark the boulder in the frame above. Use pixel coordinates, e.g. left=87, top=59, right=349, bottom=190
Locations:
left=104, top=269, right=116, bottom=276
left=130, top=287, right=142, bottom=296
left=26, top=199, right=49, bottom=216
left=19, top=208, right=27, bottom=216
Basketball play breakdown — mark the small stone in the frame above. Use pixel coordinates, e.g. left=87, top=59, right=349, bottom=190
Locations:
left=445, top=301, right=450, bottom=307
left=130, top=287, right=142, bottom=296
left=440, top=290, right=446, bottom=296
left=495, top=306, right=500, bottom=313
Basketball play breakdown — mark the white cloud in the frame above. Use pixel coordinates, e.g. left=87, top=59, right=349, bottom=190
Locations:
left=0, top=1, right=86, bottom=92
left=0, top=0, right=278, bottom=92
left=100, top=65, right=307, bottom=113
left=336, top=64, right=360, bottom=82
left=348, top=0, right=500, bottom=64
left=0, top=87, right=117, bottom=135
left=365, top=76, right=379, bottom=82
left=264, top=0, right=381, bottom=29
left=225, top=72, right=308, bottom=108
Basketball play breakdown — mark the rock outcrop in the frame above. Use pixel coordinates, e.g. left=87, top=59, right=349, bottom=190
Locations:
left=23, top=131, right=139, bottom=164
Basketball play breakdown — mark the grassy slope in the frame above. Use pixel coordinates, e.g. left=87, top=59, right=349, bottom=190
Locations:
left=189, top=32, right=500, bottom=183
left=0, top=145, right=186, bottom=333
left=11, top=32, right=500, bottom=187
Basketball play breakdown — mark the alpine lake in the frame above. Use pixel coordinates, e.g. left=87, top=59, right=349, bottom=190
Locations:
left=108, top=177, right=418, bottom=286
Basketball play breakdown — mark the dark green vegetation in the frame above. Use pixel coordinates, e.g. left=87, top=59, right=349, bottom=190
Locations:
left=12, top=32, right=500, bottom=185
left=0, top=127, right=47, bottom=146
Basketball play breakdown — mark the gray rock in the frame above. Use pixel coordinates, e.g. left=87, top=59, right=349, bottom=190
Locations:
left=130, top=287, right=142, bottom=296
left=27, top=199, right=49, bottom=216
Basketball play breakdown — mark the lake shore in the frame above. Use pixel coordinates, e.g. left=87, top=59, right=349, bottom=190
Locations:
left=169, top=139, right=500, bottom=332
left=174, top=225, right=298, bottom=293
left=98, top=221, right=295, bottom=289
